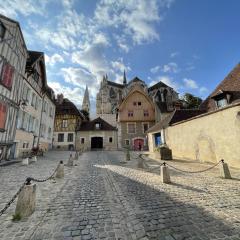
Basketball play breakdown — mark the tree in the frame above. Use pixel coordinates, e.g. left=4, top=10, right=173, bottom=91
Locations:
left=80, top=109, right=89, bottom=121
left=182, top=93, right=203, bottom=109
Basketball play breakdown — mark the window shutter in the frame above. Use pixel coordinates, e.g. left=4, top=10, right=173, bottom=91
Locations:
left=0, top=102, right=7, bottom=129
left=1, top=63, right=14, bottom=89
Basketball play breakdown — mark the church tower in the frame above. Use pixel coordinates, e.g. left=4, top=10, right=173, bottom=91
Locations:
left=82, top=85, right=90, bottom=113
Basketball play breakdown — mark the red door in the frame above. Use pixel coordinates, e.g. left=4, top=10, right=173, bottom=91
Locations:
left=133, top=139, right=144, bottom=151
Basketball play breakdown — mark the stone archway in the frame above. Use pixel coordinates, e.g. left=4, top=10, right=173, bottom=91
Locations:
left=91, top=137, right=103, bottom=149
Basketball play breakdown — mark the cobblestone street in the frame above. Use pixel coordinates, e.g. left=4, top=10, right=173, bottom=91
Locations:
left=0, top=150, right=240, bottom=240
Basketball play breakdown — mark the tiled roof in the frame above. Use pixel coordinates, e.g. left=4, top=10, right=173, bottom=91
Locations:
left=147, top=109, right=206, bottom=133
left=200, top=63, right=240, bottom=111
left=56, top=98, right=82, bottom=116
left=77, top=117, right=117, bottom=131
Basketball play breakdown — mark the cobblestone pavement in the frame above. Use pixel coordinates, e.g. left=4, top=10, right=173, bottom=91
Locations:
left=0, top=150, right=240, bottom=240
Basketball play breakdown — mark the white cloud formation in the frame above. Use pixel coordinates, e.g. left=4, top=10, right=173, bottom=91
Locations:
left=183, top=78, right=198, bottom=89
left=162, top=62, right=179, bottom=73
left=48, top=81, right=83, bottom=108
left=150, top=66, right=161, bottom=74
left=150, top=76, right=180, bottom=90
left=111, top=59, right=131, bottom=72
left=0, top=0, right=49, bottom=17
left=45, top=53, right=64, bottom=66
left=170, top=51, right=179, bottom=58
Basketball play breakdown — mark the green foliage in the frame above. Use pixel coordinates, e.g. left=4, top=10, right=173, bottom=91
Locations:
left=182, top=93, right=203, bottom=109
left=12, top=213, right=22, bottom=221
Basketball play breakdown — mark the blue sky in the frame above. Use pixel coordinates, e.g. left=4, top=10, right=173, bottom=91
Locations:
left=1, top=0, right=240, bottom=116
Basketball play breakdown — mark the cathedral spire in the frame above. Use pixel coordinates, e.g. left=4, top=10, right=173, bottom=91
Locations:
left=123, top=70, right=127, bottom=85
left=82, top=85, right=90, bottom=114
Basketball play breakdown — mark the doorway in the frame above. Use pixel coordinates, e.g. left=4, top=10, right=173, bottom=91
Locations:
left=91, top=137, right=103, bottom=149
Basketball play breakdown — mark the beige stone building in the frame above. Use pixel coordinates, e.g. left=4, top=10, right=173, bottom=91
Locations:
left=76, top=117, right=117, bottom=151
left=148, top=63, right=240, bottom=168
left=117, top=81, right=156, bottom=150
left=0, top=14, right=28, bottom=160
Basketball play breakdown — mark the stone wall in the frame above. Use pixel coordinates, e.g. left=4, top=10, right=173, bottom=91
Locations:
left=76, top=131, right=118, bottom=151
left=120, top=121, right=155, bottom=149
left=165, top=103, right=240, bottom=168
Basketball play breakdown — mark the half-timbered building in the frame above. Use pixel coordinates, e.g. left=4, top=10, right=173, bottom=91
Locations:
left=53, top=94, right=84, bottom=150
left=0, top=14, right=28, bottom=160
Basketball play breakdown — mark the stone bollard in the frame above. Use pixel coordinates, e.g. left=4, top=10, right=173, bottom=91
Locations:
left=126, top=150, right=130, bottom=161
left=219, top=159, right=232, bottom=179
left=22, top=158, right=29, bottom=165
left=67, top=154, right=74, bottom=166
left=161, top=163, right=171, bottom=184
left=74, top=151, right=78, bottom=160
left=55, top=161, right=64, bottom=178
left=138, top=158, right=144, bottom=168
left=32, top=156, right=37, bottom=162
left=15, top=179, right=36, bottom=218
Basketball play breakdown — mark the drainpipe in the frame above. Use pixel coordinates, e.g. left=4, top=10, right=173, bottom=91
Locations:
left=37, top=92, right=45, bottom=148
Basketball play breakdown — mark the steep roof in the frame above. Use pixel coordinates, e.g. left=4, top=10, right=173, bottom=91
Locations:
left=147, top=109, right=206, bottom=133
left=148, top=81, right=169, bottom=91
left=77, top=117, right=117, bottom=131
left=200, top=63, right=240, bottom=111
left=56, top=98, right=82, bottom=117
left=107, top=81, right=124, bottom=88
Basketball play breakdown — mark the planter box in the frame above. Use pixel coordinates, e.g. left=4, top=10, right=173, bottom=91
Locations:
left=159, top=146, right=172, bottom=160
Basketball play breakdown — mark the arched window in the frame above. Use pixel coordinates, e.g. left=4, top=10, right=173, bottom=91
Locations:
left=163, top=89, right=168, bottom=102
left=109, top=87, right=116, bottom=98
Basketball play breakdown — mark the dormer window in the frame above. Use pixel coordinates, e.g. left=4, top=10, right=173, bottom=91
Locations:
left=95, top=123, right=100, bottom=129
left=211, top=90, right=231, bottom=109
left=0, top=21, right=6, bottom=40
left=216, top=98, right=227, bottom=108
left=128, top=110, right=133, bottom=117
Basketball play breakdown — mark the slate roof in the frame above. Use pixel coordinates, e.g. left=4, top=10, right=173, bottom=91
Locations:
left=26, top=51, right=43, bottom=68
left=200, top=63, right=240, bottom=111
left=107, top=81, right=124, bottom=88
left=147, top=109, right=206, bottom=133
left=55, top=98, right=82, bottom=117
left=77, top=117, right=117, bottom=131
left=148, top=81, right=169, bottom=91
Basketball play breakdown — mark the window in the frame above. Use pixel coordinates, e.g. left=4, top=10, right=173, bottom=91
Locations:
left=40, top=124, right=46, bottom=137
left=109, top=137, right=113, bottom=143
left=0, top=21, right=6, bottom=40
left=133, top=102, right=137, bottom=106
left=58, top=133, right=64, bottom=142
left=128, top=123, right=136, bottom=134
left=216, top=98, right=227, bottom=108
left=143, top=123, right=149, bottom=133
left=138, top=102, right=141, bottom=106
left=125, top=139, right=130, bottom=146
left=143, top=110, right=149, bottom=117
left=31, top=93, right=36, bottom=107
left=62, top=119, right=68, bottom=128
left=0, top=102, right=7, bottom=130
left=33, top=70, right=39, bottom=83
left=48, top=127, right=51, bottom=139
left=68, top=133, right=73, bottom=142
left=49, top=106, right=53, bottom=117
left=95, top=123, right=100, bottom=129
left=128, top=110, right=133, bottom=117
left=81, top=138, right=85, bottom=144
left=0, top=62, right=14, bottom=90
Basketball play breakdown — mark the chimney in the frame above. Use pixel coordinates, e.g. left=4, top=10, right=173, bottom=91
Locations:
left=57, top=94, right=64, bottom=104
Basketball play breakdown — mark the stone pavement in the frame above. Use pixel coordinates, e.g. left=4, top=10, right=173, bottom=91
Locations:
left=0, top=150, right=240, bottom=240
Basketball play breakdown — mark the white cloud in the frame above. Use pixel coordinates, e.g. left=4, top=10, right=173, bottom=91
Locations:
left=94, top=0, right=169, bottom=44
left=48, top=81, right=83, bottom=108
left=162, top=62, right=179, bottom=73
left=150, top=75, right=180, bottom=90
left=45, top=53, right=64, bottom=66
left=183, top=78, right=198, bottom=89
left=170, top=51, right=179, bottom=58
left=199, top=87, right=208, bottom=94
left=150, top=66, right=160, bottom=74
left=111, top=59, right=131, bottom=72
left=0, top=0, right=49, bottom=17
